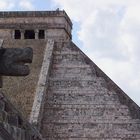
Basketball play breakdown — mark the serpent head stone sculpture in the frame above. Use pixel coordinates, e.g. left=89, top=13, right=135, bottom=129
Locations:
left=0, top=46, right=33, bottom=87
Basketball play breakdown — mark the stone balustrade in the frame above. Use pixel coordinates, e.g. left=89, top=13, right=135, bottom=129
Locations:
left=0, top=92, right=44, bottom=140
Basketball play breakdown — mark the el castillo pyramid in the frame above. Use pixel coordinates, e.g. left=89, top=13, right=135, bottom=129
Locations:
left=0, top=10, right=140, bottom=140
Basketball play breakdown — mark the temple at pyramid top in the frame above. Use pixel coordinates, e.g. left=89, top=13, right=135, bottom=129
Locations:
left=0, top=10, right=72, bottom=41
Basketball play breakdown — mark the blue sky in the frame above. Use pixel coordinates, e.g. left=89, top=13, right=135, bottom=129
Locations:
left=1, top=0, right=140, bottom=106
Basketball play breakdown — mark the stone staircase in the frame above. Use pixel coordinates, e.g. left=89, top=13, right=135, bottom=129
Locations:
left=40, top=41, right=140, bottom=139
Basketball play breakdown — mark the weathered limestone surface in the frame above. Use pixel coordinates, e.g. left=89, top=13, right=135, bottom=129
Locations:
left=30, top=39, right=54, bottom=129
left=40, top=41, right=140, bottom=140
left=0, top=39, right=3, bottom=88
left=0, top=11, right=72, bottom=40
left=1, top=40, right=47, bottom=118
left=0, top=92, right=44, bottom=140
left=0, top=47, right=33, bottom=76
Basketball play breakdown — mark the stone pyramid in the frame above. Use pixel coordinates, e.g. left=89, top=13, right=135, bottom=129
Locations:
left=0, top=10, right=140, bottom=140
left=30, top=40, right=140, bottom=140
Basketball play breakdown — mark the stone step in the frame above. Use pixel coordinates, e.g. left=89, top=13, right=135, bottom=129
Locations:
left=44, top=104, right=124, bottom=109
left=43, top=104, right=130, bottom=121
left=50, top=73, right=96, bottom=78
left=48, top=78, right=107, bottom=90
left=49, top=75, right=104, bottom=81
left=50, top=64, right=96, bottom=76
left=49, top=76, right=104, bottom=81
left=52, top=58, right=88, bottom=65
left=44, top=138, right=139, bottom=140
left=53, top=53, right=83, bottom=61
left=54, top=42, right=78, bottom=52
left=53, top=51, right=80, bottom=55
left=52, top=64, right=92, bottom=68
left=42, top=115, right=132, bottom=124
left=42, top=117, right=140, bottom=124
left=46, top=88, right=116, bottom=95
left=46, top=88, right=109, bottom=95
left=52, top=53, right=88, bottom=64
left=50, top=65, right=96, bottom=77
left=43, top=113, right=131, bottom=124
left=42, top=122, right=140, bottom=138
left=45, top=92, right=119, bottom=105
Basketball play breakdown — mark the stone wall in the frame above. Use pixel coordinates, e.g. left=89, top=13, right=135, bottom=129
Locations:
left=1, top=40, right=46, bottom=119
left=0, top=92, right=43, bottom=140
left=30, top=39, right=54, bottom=130
left=0, top=29, right=12, bottom=39
left=0, top=11, right=72, bottom=40
left=0, top=39, right=3, bottom=88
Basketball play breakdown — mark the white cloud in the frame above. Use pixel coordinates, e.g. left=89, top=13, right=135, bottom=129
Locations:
left=0, top=0, right=34, bottom=11
left=53, top=0, right=140, bottom=106
left=19, top=0, right=34, bottom=10
left=0, top=0, right=15, bottom=10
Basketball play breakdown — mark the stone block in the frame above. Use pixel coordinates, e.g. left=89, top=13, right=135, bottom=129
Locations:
left=0, top=111, right=7, bottom=123
left=7, top=114, right=19, bottom=127
left=0, top=101, right=5, bottom=111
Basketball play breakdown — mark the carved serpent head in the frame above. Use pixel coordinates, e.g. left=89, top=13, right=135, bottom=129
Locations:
left=0, top=47, right=33, bottom=76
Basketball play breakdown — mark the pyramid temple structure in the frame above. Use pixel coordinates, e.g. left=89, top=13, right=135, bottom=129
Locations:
left=0, top=10, right=140, bottom=140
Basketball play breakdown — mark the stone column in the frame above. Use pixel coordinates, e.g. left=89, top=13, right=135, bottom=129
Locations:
left=35, top=29, right=39, bottom=39
left=20, top=30, right=25, bottom=39
left=12, top=30, right=15, bottom=39
left=45, top=30, right=47, bottom=40
left=0, top=41, right=3, bottom=88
